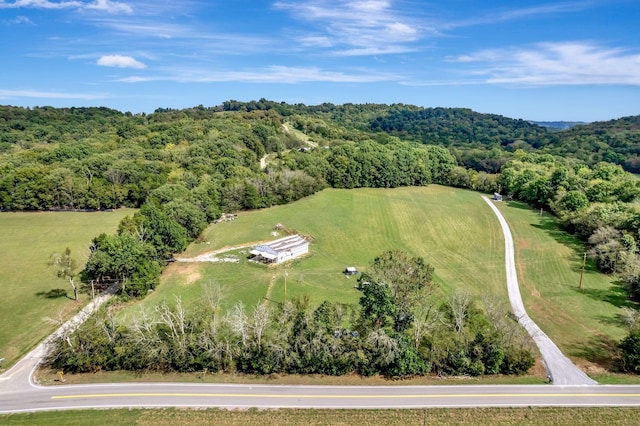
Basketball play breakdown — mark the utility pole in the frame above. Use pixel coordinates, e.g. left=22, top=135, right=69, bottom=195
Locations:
left=578, top=252, right=587, bottom=289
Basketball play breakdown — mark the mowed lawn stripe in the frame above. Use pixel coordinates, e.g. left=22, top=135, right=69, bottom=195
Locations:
left=497, top=201, right=628, bottom=360
left=119, top=186, right=629, bottom=371
left=126, top=186, right=509, bottom=318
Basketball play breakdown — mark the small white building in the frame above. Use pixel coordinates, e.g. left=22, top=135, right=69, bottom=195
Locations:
left=250, top=234, right=309, bottom=264
left=344, top=266, right=358, bottom=275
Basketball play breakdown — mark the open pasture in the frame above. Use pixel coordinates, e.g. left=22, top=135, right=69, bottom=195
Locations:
left=0, top=209, right=133, bottom=368
left=128, top=186, right=509, bottom=317
left=129, top=186, right=628, bottom=369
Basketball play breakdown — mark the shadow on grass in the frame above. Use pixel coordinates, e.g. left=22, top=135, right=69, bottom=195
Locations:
left=504, top=201, right=535, bottom=211
left=526, top=215, right=603, bottom=275
left=597, top=312, right=633, bottom=329
left=36, top=288, right=71, bottom=299
left=576, top=281, right=637, bottom=310
left=570, top=334, right=619, bottom=369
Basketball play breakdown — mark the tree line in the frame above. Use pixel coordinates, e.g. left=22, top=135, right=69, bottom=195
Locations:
left=47, top=251, right=534, bottom=378
left=441, top=151, right=640, bottom=372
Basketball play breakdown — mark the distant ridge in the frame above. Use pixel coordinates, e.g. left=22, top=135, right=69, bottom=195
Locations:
left=530, top=121, right=587, bottom=130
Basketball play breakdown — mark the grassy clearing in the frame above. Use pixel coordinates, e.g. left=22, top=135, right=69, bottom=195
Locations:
left=119, top=186, right=635, bottom=374
left=497, top=201, right=634, bottom=373
left=16, top=186, right=634, bottom=381
left=0, top=209, right=133, bottom=369
left=3, top=407, right=640, bottom=425
left=123, top=186, right=507, bottom=318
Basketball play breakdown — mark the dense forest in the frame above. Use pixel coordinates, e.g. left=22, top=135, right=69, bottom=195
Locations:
left=3, top=100, right=640, bottom=375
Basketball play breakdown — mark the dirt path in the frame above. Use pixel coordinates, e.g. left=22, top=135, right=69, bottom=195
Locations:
left=482, top=196, right=597, bottom=385
left=175, top=240, right=271, bottom=262
left=263, top=274, right=278, bottom=306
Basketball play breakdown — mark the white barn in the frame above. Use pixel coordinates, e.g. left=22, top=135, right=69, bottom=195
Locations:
left=250, top=234, right=309, bottom=264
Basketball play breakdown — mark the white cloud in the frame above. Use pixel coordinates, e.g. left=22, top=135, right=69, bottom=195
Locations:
left=117, top=65, right=399, bottom=84
left=298, top=35, right=334, bottom=48
left=0, top=0, right=132, bottom=14
left=0, top=0, right=81, bottom=9
left=85, top=0, right=132, bottom=14
left=4, top=15, right=34, bottom=24
left=454, top=42, right=640, bottom=86
left=275, top=0, right=424, bottom=56
left=386, top=22, right=417, bottom=38
left=0, top=88, right=104, bottom=99
left=97, top=54, right=146, bottom=68
left=333, top=45, right=415, bottom=56
left=439, top=1, right=597, bottom=31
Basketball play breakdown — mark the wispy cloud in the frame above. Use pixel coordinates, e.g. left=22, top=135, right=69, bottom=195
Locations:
left=0, top=88, right=105, bottom=99
left=439, top=1, right=599, bottom=30
left=0, top=0, right=132, bottom=14
left=90, top=18, right=277, bottom=55
left=118, top=65, right=399, bottom=84
left=97, top=54, right=146, bottom=68
left=449, top=42, right=640, bottom=86
left=274, top=0, right=426, bottom=55
left=3, top=15, right=34, bottom=24
left=85, top=0, right=132, bottom=14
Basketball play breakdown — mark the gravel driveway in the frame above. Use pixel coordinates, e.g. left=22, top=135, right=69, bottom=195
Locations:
left=483, top=196, right=597, bottom=385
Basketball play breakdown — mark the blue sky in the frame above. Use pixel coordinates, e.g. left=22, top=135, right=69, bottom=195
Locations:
left=1, top=0, right=639, bottom=121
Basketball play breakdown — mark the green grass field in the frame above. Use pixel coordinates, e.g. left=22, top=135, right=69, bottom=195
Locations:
left=124, top=186, right=508, bottom=318
left=497, top=201, right=630, bottom=371
left=2, top=186, right=629, bottom=375
left=123, top=186, right=630, bottom=371
left=0, top=209, right=133, bottom=368
left=3, top=407, right=640, bottom=425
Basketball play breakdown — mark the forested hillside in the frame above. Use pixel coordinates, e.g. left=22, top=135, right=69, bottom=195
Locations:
left=221, top=100, right=640, bottom=173
left=4, top=100, right=640, bottom=375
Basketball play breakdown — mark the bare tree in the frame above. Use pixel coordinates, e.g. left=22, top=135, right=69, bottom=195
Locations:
left=228, top=302, right=249, bottom=349
left=105, top=167, right=127, bottom=185
left=366, top=328, right=398, bottom=364
left=482, top=294, right=532, bottom=349
left=449, top=290, right=471, bottom=343
left=621, top=307, right=640, bottom=331
left=156, top=298, right=189, bottom=358
left=202, top=281, right=225, bottom=315
left=411, top=298, right=442, bottom=348
left=251, top=302, right=271, bottom=352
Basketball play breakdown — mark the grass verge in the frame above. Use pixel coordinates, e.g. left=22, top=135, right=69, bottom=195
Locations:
left=3, top=407, right=640, bottom=425
left=34, top=367, right=548, bottom=386
left=497, top=201, right=635, bottom=373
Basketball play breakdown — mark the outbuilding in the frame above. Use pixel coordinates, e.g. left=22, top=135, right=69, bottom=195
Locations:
left=250, top=234, right=309, bottom=264
left=344, top=266, right=358, bottom=275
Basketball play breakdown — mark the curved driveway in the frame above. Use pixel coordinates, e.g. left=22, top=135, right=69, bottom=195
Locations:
left=482, top=196, right=597, bottom=385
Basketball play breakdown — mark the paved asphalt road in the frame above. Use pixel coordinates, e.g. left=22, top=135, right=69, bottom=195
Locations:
left=1, top=196, right=636, bottom=414
left=2, top=381, right=640, bottom=413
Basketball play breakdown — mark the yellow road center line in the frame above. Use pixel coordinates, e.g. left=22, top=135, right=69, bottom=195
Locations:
left=52, top=393, right=640, bottom=400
